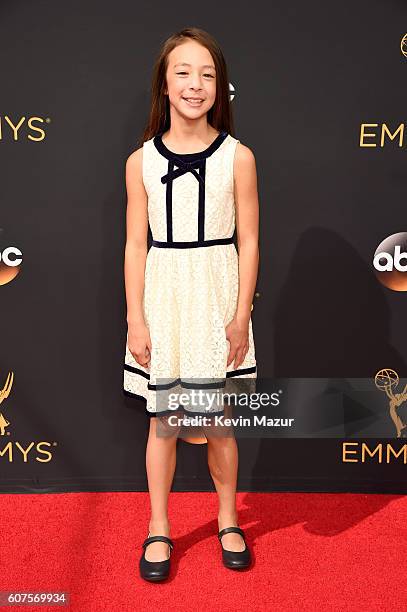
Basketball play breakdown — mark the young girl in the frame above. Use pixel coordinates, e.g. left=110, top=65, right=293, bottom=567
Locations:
left=123, top=27, right=259, bottom=581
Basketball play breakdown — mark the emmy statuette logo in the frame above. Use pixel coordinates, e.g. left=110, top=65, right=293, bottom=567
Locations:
left=0, top=371, right=58, bottom=463
left=375, top=369, right=407, bottom=438
left=0, top=372, right=12, bottom=436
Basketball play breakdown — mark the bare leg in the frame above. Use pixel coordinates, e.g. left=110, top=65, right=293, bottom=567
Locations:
left=204, top=410, right=246, bottom=552
left=144, top=416, right=179, bottom=561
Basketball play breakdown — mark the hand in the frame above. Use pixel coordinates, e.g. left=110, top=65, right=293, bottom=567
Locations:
left=225, top=316, right=249, bottom=369
left=127, top=322, right=152, bottom=369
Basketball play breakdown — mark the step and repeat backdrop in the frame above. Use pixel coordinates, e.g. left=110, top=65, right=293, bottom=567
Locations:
left=1, top=0, right=407, bottom=494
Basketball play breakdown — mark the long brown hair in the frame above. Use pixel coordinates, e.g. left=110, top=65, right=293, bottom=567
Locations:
left=139, top=27, right=236, bottom=146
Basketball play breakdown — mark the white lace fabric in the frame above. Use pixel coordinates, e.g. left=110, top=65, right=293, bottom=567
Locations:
left=123, top=133, right=257, bottom=415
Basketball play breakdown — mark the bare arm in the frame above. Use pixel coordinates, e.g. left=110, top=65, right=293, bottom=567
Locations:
left=234, top=143, right=259, bottom=324
left=124, top=147, right=149, bottom=325
left=225, top=143, right=259, bottom=369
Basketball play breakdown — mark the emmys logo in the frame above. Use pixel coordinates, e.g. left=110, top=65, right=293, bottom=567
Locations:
left=0, top=371, right=58, bottom=463
left=372, top=232, right=407, bottom=291
left=0, top=228, right=23, bottom=286
left=375, top=369, right=407, bottom=438
left=401, top=34, right=407, bottom=58
left=359, top=123, right=404, bottom=147
left=342, top=369, right=407, bottom=463
left=0, top=116, right=48, bottom=141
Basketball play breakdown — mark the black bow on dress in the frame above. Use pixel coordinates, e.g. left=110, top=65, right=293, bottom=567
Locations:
left=161, top=156, right=205, bottom=186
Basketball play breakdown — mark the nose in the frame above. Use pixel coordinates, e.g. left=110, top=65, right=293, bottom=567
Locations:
left=188, top=71, right=203, bottom=90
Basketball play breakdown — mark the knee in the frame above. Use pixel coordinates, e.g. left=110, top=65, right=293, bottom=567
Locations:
left=149, top=414, right=182, bottom=440
left=206, top=433, right=237, bottom=453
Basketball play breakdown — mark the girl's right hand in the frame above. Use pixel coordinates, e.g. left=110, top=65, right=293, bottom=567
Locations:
left=127, top=322, right=152, bottom=369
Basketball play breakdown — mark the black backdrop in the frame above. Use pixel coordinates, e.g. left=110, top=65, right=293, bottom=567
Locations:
left=1, top=0, right=407, bottom=494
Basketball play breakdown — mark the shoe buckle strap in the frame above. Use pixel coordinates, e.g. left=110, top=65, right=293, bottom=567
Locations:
left=142, top=535, right=174, bottom=550
left=218, top=526, right=245, bottom=541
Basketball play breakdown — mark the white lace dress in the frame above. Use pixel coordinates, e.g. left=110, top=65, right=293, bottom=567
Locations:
left=123, top=130, right=257, bottom=416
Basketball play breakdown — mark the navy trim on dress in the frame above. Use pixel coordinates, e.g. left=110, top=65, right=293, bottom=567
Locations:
left=124, top=363, right=257, bottom=390
left=153, top=130, right=229, bottom=162
left=124, top=363, right=150, bottom=379
left=151, top=236, right=235, bottom=248
left=198, top=158, right=206, bottom=242
left=123, top=364, right=257, bottom=418
left=152, top=130, right=229, bottom=247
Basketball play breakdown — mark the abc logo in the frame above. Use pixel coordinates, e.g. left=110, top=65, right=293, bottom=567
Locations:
left=373, top=232, right=407, bottom=291
left=0, top=246, right=23, bottom=286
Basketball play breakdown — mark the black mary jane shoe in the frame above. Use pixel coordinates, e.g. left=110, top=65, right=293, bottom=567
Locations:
left=139, top=534, right=174, bottom=582
left=218, top=526, right=251, bottom=570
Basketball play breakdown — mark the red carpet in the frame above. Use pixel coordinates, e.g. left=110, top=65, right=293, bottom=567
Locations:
left=1, top=491, right=406, bottom=611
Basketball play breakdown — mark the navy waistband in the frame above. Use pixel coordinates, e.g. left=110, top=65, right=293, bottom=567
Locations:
left=151, top=236, right=235, bottom=249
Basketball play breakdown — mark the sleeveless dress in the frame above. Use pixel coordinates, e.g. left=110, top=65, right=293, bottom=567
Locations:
left=123, top=130, right=257, bottom=417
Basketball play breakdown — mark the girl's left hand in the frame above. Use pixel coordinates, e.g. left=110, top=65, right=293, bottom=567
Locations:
left=225, top=317, right=249, bottom=369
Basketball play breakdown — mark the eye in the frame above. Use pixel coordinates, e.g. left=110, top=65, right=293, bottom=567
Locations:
left=176, top=71, right=215, bottom=78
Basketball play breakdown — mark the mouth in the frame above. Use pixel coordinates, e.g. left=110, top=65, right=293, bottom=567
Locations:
left=182, top=97, right=205, bottom=106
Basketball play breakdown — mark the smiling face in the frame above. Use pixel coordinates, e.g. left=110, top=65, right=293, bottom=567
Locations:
left=164, top=40, right=217, bottom=121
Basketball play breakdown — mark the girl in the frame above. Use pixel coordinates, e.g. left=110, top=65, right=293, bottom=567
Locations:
left=123, top=27, right=259, bottom=581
